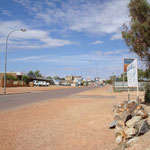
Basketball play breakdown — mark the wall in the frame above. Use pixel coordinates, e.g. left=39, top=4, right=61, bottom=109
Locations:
left=0, top=79, right=28, bottom=87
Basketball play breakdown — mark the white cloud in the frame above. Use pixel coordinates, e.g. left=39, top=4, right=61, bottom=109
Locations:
left=8, top=49, right=131, bottom=64
left=8, top=48, right=140, bottom=78
left=94, top=49, right=128, bottom=56
left=9, top=56, right=48, bottom=62
left=92, top=40, right=103, bottom=44
left=111, top=33, right=122, bottom=40
left=13, top=0, right=130, bottom=40
left=0, top=20, right=74, bottom=50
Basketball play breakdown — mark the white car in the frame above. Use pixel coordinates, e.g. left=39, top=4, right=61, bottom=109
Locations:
left=37, top=81, right=43, bottom=86
left=42, top=81, right=47, bottom=86
left=33, top=80, right=39, bottom=86
left=46, top=82, right=50, bottom=86
left=33, top=80, right=49, bottom=86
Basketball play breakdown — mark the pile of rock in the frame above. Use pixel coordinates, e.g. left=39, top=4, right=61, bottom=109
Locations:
left=109, top=99, right=150, bottom=148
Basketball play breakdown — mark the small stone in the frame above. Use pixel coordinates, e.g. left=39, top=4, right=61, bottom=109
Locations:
left=126, top=116, right=141, bottom=128
left=116, top=135, right=123, bottom=144
left=109, top=120, right=118, bottom=129
left=117, top=120, right=125, bottom=127
left=126, top=137, right=139, bottom=146
left=128, top=100, right=139, bottom=105
left=138, top=120, right=149, bottom=136
left=126, top=102, right=138, bottom=113
left=124, top=127, right=138, bottom=139
left=114, top=115, right=121, bottom=121
left=120, top=102, right=125, bottom=108
left=135, top=105, right=142, bottom=111
left=115, top=125, right=123, bottom=137
left=136, top=110, right=148, bottom=119
left=120, top=142, right=128, bottom=149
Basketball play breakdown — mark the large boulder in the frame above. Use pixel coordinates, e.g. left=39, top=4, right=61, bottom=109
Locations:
left=138, top=120, right=149, bottom=136
left=109, top=120, right=118, bottom=129
left=126, top=116, right=141, bottom=128
left=124, top=127, right=138, bottom=139
left=118, top=111, right=132, bottom=125
left=110, top=99, right=150, bottom=147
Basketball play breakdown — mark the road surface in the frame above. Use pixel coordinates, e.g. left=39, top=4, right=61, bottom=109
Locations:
left=0, top=86, right=96, bottom=112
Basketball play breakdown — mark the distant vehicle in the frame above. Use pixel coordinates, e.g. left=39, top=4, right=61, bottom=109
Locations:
left=46, top=82, right=50, bottom=86
left=33, top=80, right=39, bottom=86
left=33, top=80, right=49, bottom=86
left=38, top=81, right=43, bottom=86
left=62, top=83, right=71, bottom=86
left=42, top=81, right=47, bottom=86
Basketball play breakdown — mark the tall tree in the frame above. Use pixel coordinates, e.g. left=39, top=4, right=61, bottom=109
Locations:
left=35, top=70, right=42, bottom=77
left=53, top=76, right=60, bottom=80
left=28, top=71, right=35, bottom=76
left=122, top=0, right=150, bottom=68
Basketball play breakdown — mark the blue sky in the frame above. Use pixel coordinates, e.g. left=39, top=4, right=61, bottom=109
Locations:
left=0, top=0, right=143, bottom=79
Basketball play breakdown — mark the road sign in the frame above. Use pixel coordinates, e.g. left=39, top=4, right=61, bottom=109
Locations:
left=124, top=59, right=134, bottom=72
left=127, top=59, right=138, bottom=87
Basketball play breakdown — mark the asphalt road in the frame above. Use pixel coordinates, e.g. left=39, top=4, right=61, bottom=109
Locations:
left=0, top=86, right=96, bottom=112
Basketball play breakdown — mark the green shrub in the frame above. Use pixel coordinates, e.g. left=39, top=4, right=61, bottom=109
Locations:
left=3, top=74, right=17, bottom=81
left=22, top=75, right=30, bottom=84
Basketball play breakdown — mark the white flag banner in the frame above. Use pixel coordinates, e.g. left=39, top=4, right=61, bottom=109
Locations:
left=127, top=59, right=138, bottom=87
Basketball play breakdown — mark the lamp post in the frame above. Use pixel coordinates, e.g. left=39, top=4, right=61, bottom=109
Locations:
left=4, top=29, right=26, bottom=94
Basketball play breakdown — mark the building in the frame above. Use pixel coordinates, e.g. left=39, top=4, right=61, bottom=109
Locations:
left=73, top=76, right=83, bottom=85
left=0, top=72, right=27, bottom=80
left=86, top=76, right=91, bottom=82
left=65, top=75, right=83, bottom=85
left=0, top=72, right=28, bottom=87
left=65, top=76, right=74, bottom=81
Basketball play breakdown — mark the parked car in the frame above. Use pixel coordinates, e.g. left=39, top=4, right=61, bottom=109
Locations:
left=33, top=80, right=49, bottom=86
left=37, top=81, right=43, bottom=86
left=46, top=82, right=50, bottom=86
left=33, top=80, right=39, bottom=86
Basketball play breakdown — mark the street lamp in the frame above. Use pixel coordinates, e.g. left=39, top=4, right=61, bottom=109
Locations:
left=4, top=29, right=26, bottom=94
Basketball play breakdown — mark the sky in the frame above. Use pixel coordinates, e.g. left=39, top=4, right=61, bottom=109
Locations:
left=0, top=0, right=144, bottom=79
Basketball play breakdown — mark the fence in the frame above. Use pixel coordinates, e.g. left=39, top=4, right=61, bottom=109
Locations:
left=113, top=82, right=147, bottom=92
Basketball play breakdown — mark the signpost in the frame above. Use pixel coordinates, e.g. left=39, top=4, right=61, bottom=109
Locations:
left=124, top=59, right=134, bottom=72
left=123, top=59, right=134, bottom=92
left=127, top=59, right=139, bottom=102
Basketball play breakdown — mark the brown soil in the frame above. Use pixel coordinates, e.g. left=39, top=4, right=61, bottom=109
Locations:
left=0, top=85, right=148, bottom=150
left=0, top=85, right=75, bottom=95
